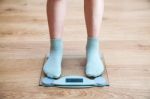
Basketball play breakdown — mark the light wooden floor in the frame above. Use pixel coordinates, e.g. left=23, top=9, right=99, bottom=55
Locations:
left=0, top=0, right=150, bottom=99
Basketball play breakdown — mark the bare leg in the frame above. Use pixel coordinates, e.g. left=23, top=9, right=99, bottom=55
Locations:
left=84, top=0, right=104, bottom=38
left=47, top=0, right=66, bottom=39
left=43, top=0, right=66, bottom=78
left=84, top=0, right=104, bottom=77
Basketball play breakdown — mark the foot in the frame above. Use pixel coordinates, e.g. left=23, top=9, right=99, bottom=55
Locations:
left=43, top=39, right=63, bottom=78
left=85, top=37, right=104, bottom=77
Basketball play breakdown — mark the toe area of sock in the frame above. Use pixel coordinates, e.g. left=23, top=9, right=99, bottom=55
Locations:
left=44, top=69, right=61, bottom=78
left=43, top=67, right=61, bottom=79
left=47, top=72, right=61, bottom=79
left=85, top=65, right=104, bottom=77
left=86, top=70, right=103, bottom=77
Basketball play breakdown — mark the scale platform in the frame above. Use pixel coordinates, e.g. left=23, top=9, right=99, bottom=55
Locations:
left=39, top=53, right=109, bottom=88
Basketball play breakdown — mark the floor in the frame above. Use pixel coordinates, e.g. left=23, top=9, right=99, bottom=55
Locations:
left=0, top=0, right=150, bottom=99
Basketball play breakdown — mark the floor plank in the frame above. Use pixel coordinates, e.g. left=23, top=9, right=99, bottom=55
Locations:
left=0, top=0, right=150, bottom=99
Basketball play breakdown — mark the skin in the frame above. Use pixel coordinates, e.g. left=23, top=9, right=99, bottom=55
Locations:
left=47, top=0, right=66, bottom=39
left=47, top=0, right=104, bottom=39
left=84, top=0, right=104, bottom=38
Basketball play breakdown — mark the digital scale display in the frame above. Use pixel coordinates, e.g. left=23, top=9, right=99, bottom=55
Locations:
left=66, top=78, right=83, bottom=83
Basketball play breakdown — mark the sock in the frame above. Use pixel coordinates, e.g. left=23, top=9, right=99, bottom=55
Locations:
left=85, top=37, right=104, bottom=77
left=43, top=39, right=63, bottom=78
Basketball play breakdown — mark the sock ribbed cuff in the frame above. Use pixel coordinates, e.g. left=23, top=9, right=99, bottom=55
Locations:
left=50, top=38, right=63, bottom=50
left=86, top=37, right=100, bottom=50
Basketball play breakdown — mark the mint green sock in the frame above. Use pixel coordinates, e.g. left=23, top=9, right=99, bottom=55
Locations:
left=85, top=37, right=104, bottom=77
left=43, top=39, right=63, bottom=78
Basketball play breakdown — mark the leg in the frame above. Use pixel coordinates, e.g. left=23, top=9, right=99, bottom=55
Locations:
left=43, top=0, right=66, bottom=78
left=84, top=0, right=104, bottom=77
left=47, top=0, right=66, bottom=39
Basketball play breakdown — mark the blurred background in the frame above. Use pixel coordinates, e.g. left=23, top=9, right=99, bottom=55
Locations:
left=0, top=0, right=150, bottom=99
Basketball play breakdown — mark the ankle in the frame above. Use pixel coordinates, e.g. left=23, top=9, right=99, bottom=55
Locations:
left=86, top=37, right=99, bottom=50
left=50, top=38, right=63, bottom=51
